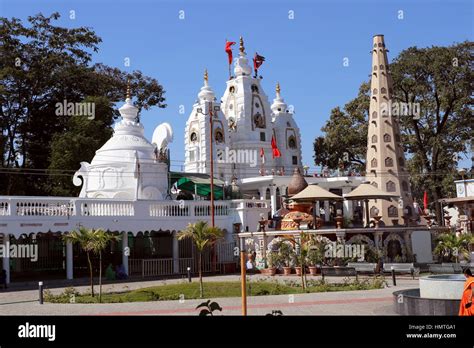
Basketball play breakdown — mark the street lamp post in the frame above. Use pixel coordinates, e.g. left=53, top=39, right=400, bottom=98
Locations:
left=197, top=100, right=220, bottom=228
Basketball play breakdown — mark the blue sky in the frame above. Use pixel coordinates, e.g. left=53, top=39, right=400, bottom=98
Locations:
left=1, top=0, right=473, bottom=172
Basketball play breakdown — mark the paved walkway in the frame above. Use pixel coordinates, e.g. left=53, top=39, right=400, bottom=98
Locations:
left=0, top=275, right=418, bottom=315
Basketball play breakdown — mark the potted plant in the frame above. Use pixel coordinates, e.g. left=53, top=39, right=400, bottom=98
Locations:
left=261, top=252, right=277, bottom=276
left=307, top=246, right=324, bottom=276
left=278, top=241, right=293, bottom=275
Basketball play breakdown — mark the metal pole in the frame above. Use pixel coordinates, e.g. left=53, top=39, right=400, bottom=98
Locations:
left=391, top=266, right=396, bottom=286
left=209, top=101, right=215, bottom=228
left=187, top=267, right=191, bottom=283
left=239, top=237, right=247, bottom=316
left=39, top=281, right=44, bottom=305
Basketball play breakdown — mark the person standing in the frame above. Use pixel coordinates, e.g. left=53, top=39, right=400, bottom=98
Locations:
left=459, top=267, right=474, bottom=316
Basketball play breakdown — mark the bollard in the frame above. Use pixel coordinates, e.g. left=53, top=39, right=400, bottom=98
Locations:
left=187, top=267, right=191, bottom=283
left=391, top=267, right=396, bottom=286
left=39, top=281, right=44, bottom=304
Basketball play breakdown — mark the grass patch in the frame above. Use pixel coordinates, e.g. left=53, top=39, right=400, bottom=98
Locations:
left=45, top=277, right=387, bottom=304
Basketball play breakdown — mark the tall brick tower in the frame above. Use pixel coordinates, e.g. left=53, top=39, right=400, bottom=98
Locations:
left=365, top=35, right=414, bottom=226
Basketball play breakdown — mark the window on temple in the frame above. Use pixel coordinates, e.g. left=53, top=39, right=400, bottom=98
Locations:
left=190, top=132, right=197, bottom=142
left=385, top=157, right=393, bottom=167
left=215, top=129, right=224, bottom=143
left=371, top=158, right=377, bottom=168
left=384, top=133, right=391, bottom=142
left=380, top=65, right=384, bottom=70
left=381, top=87, right=387, bottom=94
left=288, top=136, right=297, bottom=149
left=372, top=111, right=377, bottom=119
left=260, top=132, right=266, bottom=141
left=386, top=181, right=396, bottom=192
left=372, top=135, right=377, bottom=143
left=189, top=150, right=195, bottom=162
left=229, top=86, right=235, bottom=93
left=373, top=88, right=378, bottom=95
left=370, top=206, right=379, bottom=217
left=387, top=205, right=398, bottom=217
left=292, top=156, right=298, bottom=165
left=373, top=65, right=378, bottom=70
left=251, top=85, right=259, bottom=93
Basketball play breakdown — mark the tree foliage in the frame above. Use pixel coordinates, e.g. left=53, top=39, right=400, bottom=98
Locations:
left=0, top=13, right=166, bottom=196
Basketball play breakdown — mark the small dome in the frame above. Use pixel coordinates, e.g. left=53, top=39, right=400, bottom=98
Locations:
left=287, top=168, right=308, bottom=196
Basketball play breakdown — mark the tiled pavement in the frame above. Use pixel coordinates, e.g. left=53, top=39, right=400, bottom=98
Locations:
left=0, top=274, right=418, bottom=316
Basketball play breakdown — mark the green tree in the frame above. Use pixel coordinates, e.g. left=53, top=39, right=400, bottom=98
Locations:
left=62, top=227, right=98, bottom=297
left=177, top=221, right=224, bottom=298
left=91, top=229, right=121, bottom=303
left=313, top=42, right=473, bottom=221
left=434, top=233, right=474, bottom=263
left=313, top=83, right=370, bottom=174
left=0, top=13, right=166, bottom=196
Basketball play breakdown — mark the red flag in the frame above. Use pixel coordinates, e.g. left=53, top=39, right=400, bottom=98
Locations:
left=260, top=148, right=265, bottom=164
left=225, top=40, right=236, bottom=65
left=423, top=191, right=428, bottom=212
left=271, top=135, right=281, bottom=158
left=253, top=52, right=265, bottom=71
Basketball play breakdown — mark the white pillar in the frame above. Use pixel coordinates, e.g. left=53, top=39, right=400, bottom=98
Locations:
left=324, top=201, right=330, bottom=222
left=66, top=240, right=73, bottom=280
left=342, top=187, right=353, bottom=219
left=2, top=236, right=10, bottom=285
left=315, top=201, right=320, bottom=216
left=173, top=231, right=179, bottom=274
left=259, top=186, right=267, bottom=200
left=270, top=186, right=277, bottom=216
left=122, top=231, right=129, bottom=276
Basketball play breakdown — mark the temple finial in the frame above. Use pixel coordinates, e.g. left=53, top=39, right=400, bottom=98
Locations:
left=239, top=36, right=245, bottom=54
left=276, top=82, right=281, bottom=95
left=204, top=69, right=208, bottom=83
left=126, top=79, right=131, bottom=100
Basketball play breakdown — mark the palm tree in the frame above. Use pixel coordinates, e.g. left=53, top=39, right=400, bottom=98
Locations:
left=91, top=229, right=121, bottom=303
left=434, top=233, right=474, bottom=263
left=177, top=221, right=224, bottom=298
left=63, top=227, right=97, bottom=297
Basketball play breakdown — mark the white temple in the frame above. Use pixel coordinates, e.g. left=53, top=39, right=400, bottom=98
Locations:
left=184, top=37, right=303, bottom=181
left=73, top=85, right=172, bottom=200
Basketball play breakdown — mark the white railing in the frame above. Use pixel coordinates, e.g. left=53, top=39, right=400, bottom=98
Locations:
left=141, top=258, right=174, bottom=277
left=0, top=197, right=250, bottom=218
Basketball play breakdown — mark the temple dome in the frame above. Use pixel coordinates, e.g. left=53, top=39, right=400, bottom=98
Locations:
left=287, top=168, right=308, bottom=196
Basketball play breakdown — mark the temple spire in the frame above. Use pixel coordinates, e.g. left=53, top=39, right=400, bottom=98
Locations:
left=126, top=79, right=131, bottom=101
left=239, top=36, right=245, bottom=55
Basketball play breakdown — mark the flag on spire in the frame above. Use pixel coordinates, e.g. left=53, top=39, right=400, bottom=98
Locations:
left=253, top=52, right=265, bottom=77
left=271, top=135, right=281, bottom=158
left=225, top=40, right=236, bottom=65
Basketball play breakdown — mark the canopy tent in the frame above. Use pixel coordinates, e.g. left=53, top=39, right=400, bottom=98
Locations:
left=290, top=184, right=343, bottom=202
left=289, top=184, right=343, bottom=228
left=344, top=183, right=399, bottom=227
left=169, top=172, right=225, bottom=200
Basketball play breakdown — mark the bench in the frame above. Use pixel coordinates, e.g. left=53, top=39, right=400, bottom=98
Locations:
left=347, top=262, right=377, bottom=274
left=428, top=264, right=455, bottom=274
left=441, top=263, right=463, bottom=273
left=382, top=263, right=417, bottom=279
left=321, top=266, right=357, bottom=279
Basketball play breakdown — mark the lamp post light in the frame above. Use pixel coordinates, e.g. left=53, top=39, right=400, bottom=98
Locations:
left=239, top=237, right=247, bottom=316
left=196, top=96, right=221, bottom=227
